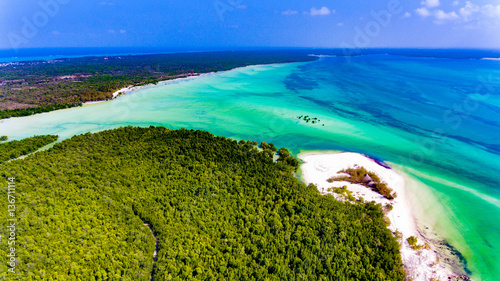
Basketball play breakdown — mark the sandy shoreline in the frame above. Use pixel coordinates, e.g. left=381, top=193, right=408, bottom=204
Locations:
left=299, top=151, right=460, bottom=280
left=81, top=62, right=302, bottom=107
left=82, top=73, right=206, bottom=106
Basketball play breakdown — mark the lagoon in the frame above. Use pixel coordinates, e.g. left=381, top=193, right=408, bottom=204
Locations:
left=1, top=55, right=499, bottom=280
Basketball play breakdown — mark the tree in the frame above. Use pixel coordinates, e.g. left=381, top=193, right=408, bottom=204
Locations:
left=0, top=127, right=404, bottom=280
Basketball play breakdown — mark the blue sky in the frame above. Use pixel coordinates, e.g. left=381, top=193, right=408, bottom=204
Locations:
left=1, top=0, right=500, bottom=50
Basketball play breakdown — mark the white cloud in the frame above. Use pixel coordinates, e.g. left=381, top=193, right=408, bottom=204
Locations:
left=404, top=12, right=412, bottom=18
left=415, top=7, right=431, bottom=17
left=108, top=29, right=115, bottom=33
left=282, top=10, right=298, bottom=15
left=459, top=1, right=480, bottom=21
left=456, top=1, right=500, bottom=22
left=52, top=31, right=60, bottom=35
left=434, top=10, right=459, bottom=22
left=307, top=7, right=333, bottom=16
left=415, top=1, right=500, bottom=25
left=421, top=0, right=440, bottom=8
left=236, top=5, right=247, bottom=9
left=119, top=29, right=126, bottom=34
left=100, top=2, right=115, bottom=6
left=337, top=22, right=344, bottom=26
left=481, top=4, right=500, bottom=18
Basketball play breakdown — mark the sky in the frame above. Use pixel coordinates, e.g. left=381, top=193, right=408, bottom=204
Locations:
left=1, top=0, right=500, bottom=50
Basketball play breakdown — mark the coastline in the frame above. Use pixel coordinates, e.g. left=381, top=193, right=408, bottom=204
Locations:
left=3, top=60, right=314, bottom=121
left=82, top=73, right=205, bottom=106
left=79, top=62, right=297, bottom=107
left=1, top=61, right=306, bottom=132
left=298, top=151, right=464, bottom=280
left=80, top=61, right=310, bottom=107
left=0, top=55, right=494, bottom=279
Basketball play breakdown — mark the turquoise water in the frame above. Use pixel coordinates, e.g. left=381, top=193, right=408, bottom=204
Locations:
left=1, top=55, right=499, bottom=280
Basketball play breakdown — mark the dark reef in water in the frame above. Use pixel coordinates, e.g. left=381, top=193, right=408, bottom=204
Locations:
left=440, top=241, right=472, bottom=276
left=364, top=155, right=392, bottom=170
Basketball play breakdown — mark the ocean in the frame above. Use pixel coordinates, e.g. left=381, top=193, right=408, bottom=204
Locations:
left=1, top=51, right=499, bottom=280
left=0, top=47, right=275, bottom=63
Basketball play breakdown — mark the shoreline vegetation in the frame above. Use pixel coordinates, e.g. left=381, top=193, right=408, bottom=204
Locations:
left=298, top=151, right=469, bottom=281
left=0, top=134, right=58, bottom=164
left=81, top=72, right=206, bottom=107
left=0, top=50, right=317, bottom=119
left=1, top=127, right=405, bottom=280
left=327, top=166, right=396, bottom=200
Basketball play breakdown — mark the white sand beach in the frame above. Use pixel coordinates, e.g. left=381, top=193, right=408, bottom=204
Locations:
left=81, top=87, right=130, bottom=106
left=112, top=85, right=133, bottom=98
left=299, top=151, right=457, bottom=281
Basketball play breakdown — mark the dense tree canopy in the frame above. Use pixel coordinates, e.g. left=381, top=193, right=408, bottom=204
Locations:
left=0, top=127, right=404, bottom=280
left=0, top=135, right=58, bottom=164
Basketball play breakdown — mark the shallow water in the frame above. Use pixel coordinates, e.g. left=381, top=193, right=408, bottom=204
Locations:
left=1, top=55, right=499, bottom=280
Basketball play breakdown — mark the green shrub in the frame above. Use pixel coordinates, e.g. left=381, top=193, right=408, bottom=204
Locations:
left=407, top=236, right=423, bottom=250
left=328, top=166, right=395, bottom=200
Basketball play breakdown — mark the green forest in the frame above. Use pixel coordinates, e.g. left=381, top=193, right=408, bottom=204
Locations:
left=0, top=135, right=58, bottom=164
left=0, top=51, right=316, bottom=119
left=0, top=127, right=404, bottom=280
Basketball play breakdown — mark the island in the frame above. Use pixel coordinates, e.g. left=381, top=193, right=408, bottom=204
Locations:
left=0, top=127, right=404, bottom=280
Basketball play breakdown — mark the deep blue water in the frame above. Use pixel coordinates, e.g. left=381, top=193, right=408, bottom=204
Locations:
left=0, top=47, right=219, bottom=62
left=1, top=47, right=499, bottom=63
